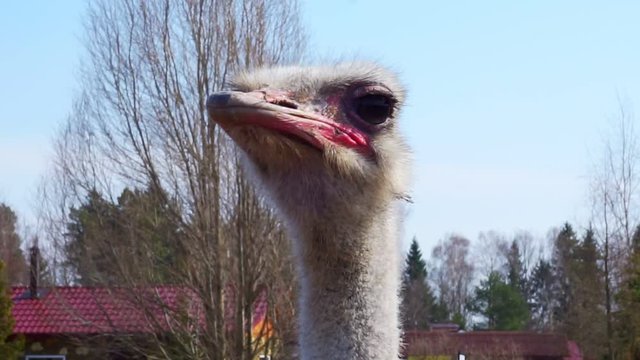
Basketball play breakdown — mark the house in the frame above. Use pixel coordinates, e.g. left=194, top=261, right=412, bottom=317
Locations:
left=13, top=284, right=584, bottom=360
left=11, top=285, right=272, bottom=359
left=10, top=246, right=274, bottom=359
left=404, top=330, right=583, bottom=360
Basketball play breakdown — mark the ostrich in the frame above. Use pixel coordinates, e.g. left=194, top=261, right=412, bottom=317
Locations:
left=207, top=63, right=411, bottom=359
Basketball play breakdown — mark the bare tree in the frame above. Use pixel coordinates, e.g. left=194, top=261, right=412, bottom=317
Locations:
left=474, top=231, right=509, bottom=276
left=589, top=101, right=640, bottom=359
left=39, top=0, right=306, bottom=358
left=474, top=230, right=539, bottom=282
left=605, top=103, right=640, bottom=247
left=431, top=234, right=475, bottom=325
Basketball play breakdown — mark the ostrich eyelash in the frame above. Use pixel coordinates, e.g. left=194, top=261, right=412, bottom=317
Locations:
left=395, top=193, right=413, bottom=203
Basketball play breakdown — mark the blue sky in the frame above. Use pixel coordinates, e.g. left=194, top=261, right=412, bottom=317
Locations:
left=2, top=1, right=640, bottom=252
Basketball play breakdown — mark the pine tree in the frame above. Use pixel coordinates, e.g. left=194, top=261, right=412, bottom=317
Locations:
left=470, top=271, right=529, bottom=330
left=550, top=223, right=579, bottom=329
left=0, top=261, right=24, bottom=358
left=65, top=186, right=183, bottom=284
left=506, top=241, right=524, bottom=291
left=567, top=227, right=606, bottom=357
left=0, top=204, right=27, bottom=285
left=530, top=259, right=554, bottom=330
left=404, top=238, right=428, bottom=280
left=401, top=238, right=439, bottom=329
left=616, top=225, right=640, bottom=358
left=633, top=225, right=640, bottom=251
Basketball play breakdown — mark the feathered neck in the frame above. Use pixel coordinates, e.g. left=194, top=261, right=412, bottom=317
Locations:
left=286, top=197, right=403, bottom=360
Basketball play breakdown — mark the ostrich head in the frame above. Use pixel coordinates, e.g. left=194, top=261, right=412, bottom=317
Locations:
left=208, top=63, right=412, bottom=359
left=207, top=63, right=411, bottom=231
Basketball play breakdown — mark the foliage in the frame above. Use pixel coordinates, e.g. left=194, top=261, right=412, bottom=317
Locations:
left=40, top=0, right=307, bottom=358
left=470, top=271, right=529, bottom=330
left=64, top=186, right=183, bottom=285
left=450, top=312, right=467, bottom=331
left=405, top=238, right=428, bottom=280
left=615, top=225, right=640, bottom=358
left=505, top=240, right=525, bottom=294
left=0, top=204, right=27, bottom=285
left=565, top=227, right=606, bottom=357
left=401, top=238, right=440, bottom=329
left=0, top=261, right=25, bottom=358
left=550, top=223, right=578, bottom=328
left=529, top=259, right=554, bottom=330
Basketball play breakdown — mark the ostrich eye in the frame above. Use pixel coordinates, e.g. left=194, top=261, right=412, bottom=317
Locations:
left=354, top=94, right=393, bottom=125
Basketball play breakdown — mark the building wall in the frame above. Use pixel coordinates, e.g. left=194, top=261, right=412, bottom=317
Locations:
left=21, top=335, right=141, bottom=360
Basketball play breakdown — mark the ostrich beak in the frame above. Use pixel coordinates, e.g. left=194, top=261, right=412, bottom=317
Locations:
left=206, top=90, right=371, bottom=153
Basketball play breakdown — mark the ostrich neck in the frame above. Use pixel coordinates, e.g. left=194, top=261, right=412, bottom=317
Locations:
left=290, top=201, right=402, bottom=360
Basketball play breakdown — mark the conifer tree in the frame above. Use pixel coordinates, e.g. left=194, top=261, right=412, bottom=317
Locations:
left=401, top=238, right=440, bottom=329
left=617, top=225, right=640, bottom=358
left=0, top=204, right=27, bottom=285
left=405, top=238, right=428, bottom=281
left=530, top=259, right=554, bottom=330
left=470, top=271, right=529, bottom=330
left=506, top=240, right=525, bottom=291
left=550, top=223, right=579, bottom=328
left=65, top=186, right=182, bottom=284
left=0, top=261, right=24, bottom=358
left=567, top=228, right=606, bottom=357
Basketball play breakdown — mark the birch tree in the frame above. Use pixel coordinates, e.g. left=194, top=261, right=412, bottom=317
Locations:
left=40, top=0, right=306, bottom=358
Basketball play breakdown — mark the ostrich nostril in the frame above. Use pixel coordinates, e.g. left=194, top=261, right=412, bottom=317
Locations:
left=259, top=89, right=299, bottom=109
left=207, top=92, right=232, bottom=108
left=271, top=98, right=299, bottom=109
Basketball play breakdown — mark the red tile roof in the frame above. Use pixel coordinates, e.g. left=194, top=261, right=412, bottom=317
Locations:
left=11, top=285, right=270, bottom=336
left=11, top=286, right=198, bottom=335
